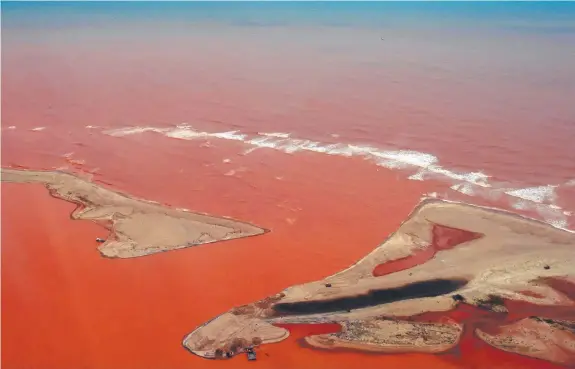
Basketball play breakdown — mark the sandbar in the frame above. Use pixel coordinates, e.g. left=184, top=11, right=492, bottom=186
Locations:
left=1, top=168, right=267, bottom=258
left=183, top=199, right=575, bottom=365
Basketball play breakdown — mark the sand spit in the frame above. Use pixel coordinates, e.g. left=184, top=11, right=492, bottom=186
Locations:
left=1, top=168, right=267, bottom=258
left=184, top=199, right=575, bottom=365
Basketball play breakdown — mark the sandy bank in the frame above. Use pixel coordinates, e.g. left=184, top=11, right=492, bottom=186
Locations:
left=183, top=199, right=575, bottom=365
left=1, top=168, right=267, bottom=258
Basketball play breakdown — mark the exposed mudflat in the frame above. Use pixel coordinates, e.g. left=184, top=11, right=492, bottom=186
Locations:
left=1, top=168, right=267, bottom=258
left=183, top=199, right=575, bottom=365
left=477, top=317, right=575, bottom=366
left=305, top=319, right=463, bottom=354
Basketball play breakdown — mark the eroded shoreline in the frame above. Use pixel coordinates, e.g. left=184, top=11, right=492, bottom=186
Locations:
left=183, top=199, right=575, bottom=365
left=1, top=168, right=268, bottom=258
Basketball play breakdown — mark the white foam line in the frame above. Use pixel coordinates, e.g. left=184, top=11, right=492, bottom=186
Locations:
left=104, top=126, right=169, bottom=136
left=105, top=124, right=249, bottom=142
left=101, top=124, right=573, bottom=229
left=509, top=199, right=569, bottom=230
left=425, top=198, right=574, bottom=234
left=450, top=183, right=477, bottom=196
left=448, top=183, right=568, bottom=229
left=31, top=127, right=46, bottom=131
left=505, top=185, right=557, bottom=204
left=408, top=169, right=426, bottom=181
left=260, top=132, right=290, bottom=138
left=105, top=124, right=493, bottom=188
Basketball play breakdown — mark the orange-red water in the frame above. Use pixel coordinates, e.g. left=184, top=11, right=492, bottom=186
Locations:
left=3, top=11, right=575, bottom=369
left=3, top=133, right=570, bottom=369
left=372, top=225, right=483, bottom=277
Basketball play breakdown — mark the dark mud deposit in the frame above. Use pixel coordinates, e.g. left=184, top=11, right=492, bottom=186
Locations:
left=273, top=279, right=468, bottom=315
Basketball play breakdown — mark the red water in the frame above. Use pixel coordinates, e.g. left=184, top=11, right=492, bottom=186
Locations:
left=399, top=285, right=575, bottom=369
left=2, top=21, right=575, bottom=369
left=372, top=247, right=438, bottom=278
left=372, top=224, right=483, bottom=277
left=4, top=131, right=571, bottom=369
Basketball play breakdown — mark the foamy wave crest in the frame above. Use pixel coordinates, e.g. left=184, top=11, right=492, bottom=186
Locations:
left=450, top=183, right=477, bottom=196
left=102, top=124, right=572, bottom=230
left=505, top=185, right=557, bottom=204
left=103, top=124, right=492, bottom=187
left=510, top=200, right=569, bottom=230
left=104, top=126, right=166, bottom=136
left=104, top=124, right=248, bottom=142
left=260, top=132, right=290, bottom=138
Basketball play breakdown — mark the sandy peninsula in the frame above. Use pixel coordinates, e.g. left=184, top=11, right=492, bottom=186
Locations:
left=183, top=199, right=575, bottom=365
left=1, top=168, right=267, bottom=258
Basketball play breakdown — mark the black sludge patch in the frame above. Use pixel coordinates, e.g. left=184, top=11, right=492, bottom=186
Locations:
left=273, top=278, right=468, bottom=315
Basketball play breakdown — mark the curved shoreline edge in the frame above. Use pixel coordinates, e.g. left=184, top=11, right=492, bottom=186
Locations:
left=1, top=168, right=268, bottom=258
left=184, top=199, right=575, bottom=365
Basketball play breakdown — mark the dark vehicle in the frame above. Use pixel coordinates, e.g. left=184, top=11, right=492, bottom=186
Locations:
left=246, top=347, right=256, bottom=361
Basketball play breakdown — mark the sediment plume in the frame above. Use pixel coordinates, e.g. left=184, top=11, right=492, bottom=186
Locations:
left=1, top=168, right=267, bottom=258
left=184, top=199, right=575, bottom=365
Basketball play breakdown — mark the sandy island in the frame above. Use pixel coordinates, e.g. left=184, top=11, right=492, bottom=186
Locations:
left=1, top=168, right=267, bottom=258
left=183, top=199, right=575, bottom=365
